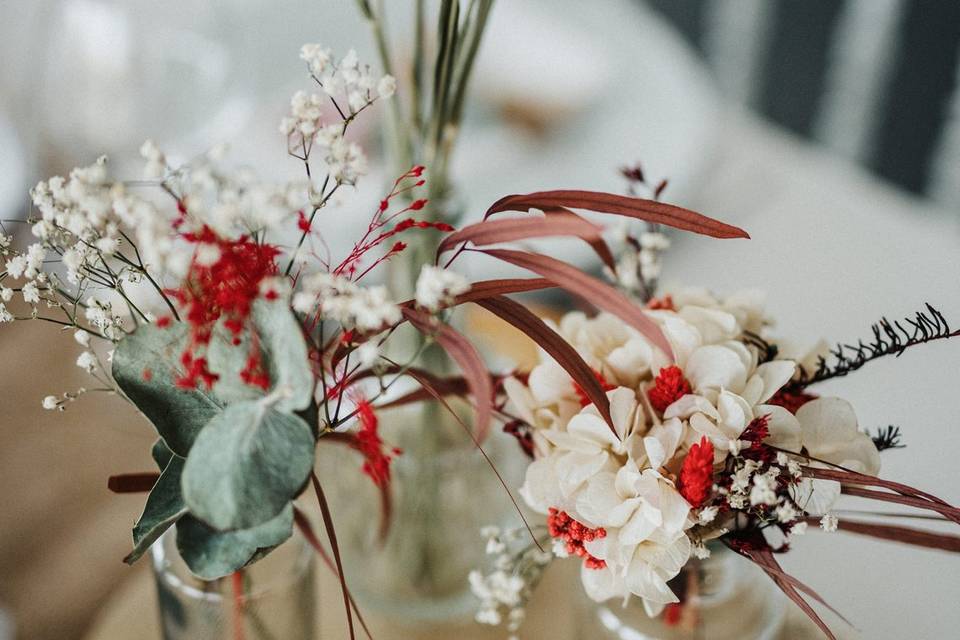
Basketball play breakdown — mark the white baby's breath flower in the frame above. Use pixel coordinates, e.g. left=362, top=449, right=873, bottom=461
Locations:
left=42, top=396, right=59, bottom=410
left=74, top=329, right=91, bottom=347
left=21, top=281, right=40, bottom=304
left=377, top=74, right=396, bottom=99
left=0, top=303, right=13, bottom=323
left=697, top=506, right=719, bottom=524
left=76, top=351, right=98, bottom=373
left=819, top=514, right=839, bottom=532
left=356, top=341, right=379, bottom=368
left=0, top=287, right=12, bottom=302
left=415, top=265, right=470, bottom=312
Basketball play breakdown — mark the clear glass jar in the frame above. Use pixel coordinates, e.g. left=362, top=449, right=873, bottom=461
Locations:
left=151, top=528, right=316, bottom=640
left=319, top=404, right=526, bottom=625
left=576, top=544, right=787, bottom=640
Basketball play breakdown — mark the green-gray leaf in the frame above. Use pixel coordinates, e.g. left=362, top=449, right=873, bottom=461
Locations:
left=124, top=455, right=188, bottom=564
left=113, top=322, right=221, bottom=456
left=207, top=297, right=313, bottom=413
left=151, top=438, right=174, bottom=470
left=181, top=401, right=314, bottom=530
left=175, top=504, right=293, bottom=580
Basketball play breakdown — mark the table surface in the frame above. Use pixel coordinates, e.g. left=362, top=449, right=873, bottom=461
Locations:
left=83, top=554, right=831, bottom=640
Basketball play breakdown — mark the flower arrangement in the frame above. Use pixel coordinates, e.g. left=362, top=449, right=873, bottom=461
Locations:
left=468, top=171, right=960, bottom=639
left=2, top=3, right=958, bottom=640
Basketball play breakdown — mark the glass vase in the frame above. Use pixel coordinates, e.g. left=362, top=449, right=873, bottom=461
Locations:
left=576, top=544, right=786, bottom=640
left=151, top=528, right=316, bottom=640
left=319, top=405, right=526, bottom=625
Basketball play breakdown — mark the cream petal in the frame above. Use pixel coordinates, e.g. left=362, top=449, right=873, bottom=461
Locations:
left=620, top=510, right=660, bottom=545
left=658, top=484, right=691, bottom=533
left=580, top=563, right=626, bottom=603
left=625, top=559, right=678, bottom=604
left=752, top=360, right=797, bottom=404
left=642, top=435, right=667, bottom=470
left=556, top=450, right=610, bottom=498
left=716, top=390, right=750, bottom=436
left=519, top=456, right=564, bottom=514
left=685, top=345, right=748, bottom=392
left=608, top=387, right=638, bottom=438
left=577, top=472, right=633, bottom=527
left=568, top=412, right=623, bottom=450
left=790, top=476, right=841, bottom=516
left=679, top=305, right=739, bottom=343
left=664, top=394, right=718, bottom=420
left=607, top=338, right=654, bottom=386
left=797, top=397, right=860, bottom=449
left=758, top=404, right=802, bottom=451
left=529, top=360, right=573, bottom=404
left=503, top=376, right=537, bottom=426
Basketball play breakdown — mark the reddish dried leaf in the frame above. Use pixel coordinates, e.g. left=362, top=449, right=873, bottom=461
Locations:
left=485, top=190, right=749, bottom=239
left=292, top=508, right=373, bottom=640
left=107, top=472, right=160, bottom=493
left=473, top=295, right=616, bottom=436
left=452, top=278, right=556, bottom=304
left=839, top=486, right=960, bottom=524
left=803, top=466, right=953, bottom=508
left=480, top=248, right=674, bottom=360
left=311, top=473, right=355, bottom=640
left=438, top=209, right=617, bottom=273
left=808, top=517, right=960, bottom=552
left=402, top=307, right=494, bottom=442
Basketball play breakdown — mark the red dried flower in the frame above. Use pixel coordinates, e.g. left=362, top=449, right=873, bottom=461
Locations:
left=572, top=369, right=616, bottom=407
left=353, top=400, right=400, bottom=487
left=646, top=294, right=675, bottom=311
left=547, top=508, right=607, bottom=569
left=647, top=365, right=691, bottom=413
left=170, top=226, right=281, bottom=390
left=678, top=436, right=714, bottom=507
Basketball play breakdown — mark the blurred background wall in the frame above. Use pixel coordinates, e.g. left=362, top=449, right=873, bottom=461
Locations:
left=646, top=0, right=960, bottom=206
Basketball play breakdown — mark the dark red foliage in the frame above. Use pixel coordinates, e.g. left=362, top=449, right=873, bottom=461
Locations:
left=768, top=388, right=817, bottom=414
left=503, top=420, right=535, bottom=458
left=647, top=365, right=691, bottom=413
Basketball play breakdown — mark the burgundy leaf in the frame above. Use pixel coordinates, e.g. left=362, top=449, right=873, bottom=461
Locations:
left=473, top=294, right=616, bottom=436
left=839, top=486, right=960, bottom=524
left=479, top=248, right=674, bottom=360
left=318, top=432, right=394, bottom=542
left=402, top=307, right=494, bottom=442
left=807, top=517, right=960, bottom=552
left=438, top=209, right=617, bottom=273
left=452, top=278, right=557, bottom=305
left=311, top=472, right=355, bottom=640
left=485, top=190, right=749, bottom=239
left=802, top=466, right=953, bottom=508
left=292, top=507, right=373, bottom=640
left=107, top=472, right=160, bottom=493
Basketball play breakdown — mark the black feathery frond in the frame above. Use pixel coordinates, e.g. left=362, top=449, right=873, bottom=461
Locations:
left=791, top=303, right=958, bottom=388
left=742, top=331, right=780, bottom=364
left=872, top=425, right=905, bottom=451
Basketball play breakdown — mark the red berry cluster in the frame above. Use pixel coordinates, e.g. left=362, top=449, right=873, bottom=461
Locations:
left=547, top=508, right=607, bottom=569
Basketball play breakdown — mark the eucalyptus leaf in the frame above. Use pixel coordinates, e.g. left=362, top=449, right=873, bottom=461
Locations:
left=113, top=322, right=221, bottom=456
left=181, top=400, right=315, bottom=530
left=124, top=455, right=188, bottom=564
left=175, top=504, right=293, bottom=580
left=207, top=297, right=313, bottom=413
left=151, top=438, right=174, bottom=470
